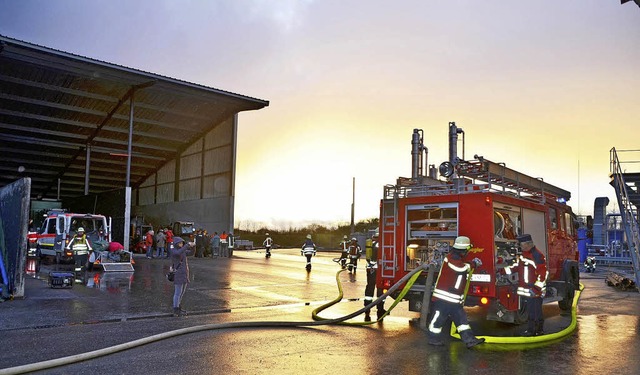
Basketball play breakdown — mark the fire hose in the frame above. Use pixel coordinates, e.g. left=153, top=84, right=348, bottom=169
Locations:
left=0, top=263, right=583, bottom=374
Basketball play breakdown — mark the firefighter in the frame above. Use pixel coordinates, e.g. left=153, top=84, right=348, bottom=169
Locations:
left=338, top=235, right=349, bottom=269
left=428, top=236, right=485, bottom=348
left=506, top=234, right=548, bottom=336
left=66, top=227, right=92, bottom=275
left=195, top=229, right=205, bottom=258
left=220, top=231, right=229, bottom=257
left=584, top=256, right=596, bottom=273
left=364, top=232, right=386, bottom=321
left=301, top=234, right=317, bottom=271
left=263, top=233, right=273, bottom=258
left=347, top=237, right=362, bottom=273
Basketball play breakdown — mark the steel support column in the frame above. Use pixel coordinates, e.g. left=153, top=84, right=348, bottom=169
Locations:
left=84, top=144, right=91, bottom=195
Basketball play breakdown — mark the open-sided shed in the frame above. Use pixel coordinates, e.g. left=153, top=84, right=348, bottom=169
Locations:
left=0, top=35, right=268, bottom=254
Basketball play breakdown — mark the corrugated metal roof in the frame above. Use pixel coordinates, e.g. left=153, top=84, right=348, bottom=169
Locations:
left=0, top=35, right=269, bottom=200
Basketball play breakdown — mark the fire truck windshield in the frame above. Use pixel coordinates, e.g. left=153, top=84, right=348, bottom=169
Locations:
left=70, top=216, right=106, bottom=234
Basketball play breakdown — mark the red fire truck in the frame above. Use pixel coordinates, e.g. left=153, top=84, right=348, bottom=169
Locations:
left=378, top=123, right=580, bottom=323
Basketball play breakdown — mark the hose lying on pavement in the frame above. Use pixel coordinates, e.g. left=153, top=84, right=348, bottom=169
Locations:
left=312, top=267, right=424, bottom=325
left=450, top=283, right=585, bottom=344
left=0, top=264, right=429, bottom=375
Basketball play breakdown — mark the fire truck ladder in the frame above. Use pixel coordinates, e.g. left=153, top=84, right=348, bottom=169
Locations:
left=609, top=147, right=640, bottom=288
left=380, top=185, right=398, bottom=279
left=456, top=158, right=571, bottom=204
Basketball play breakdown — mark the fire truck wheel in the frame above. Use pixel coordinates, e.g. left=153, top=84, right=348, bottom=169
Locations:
left=558, top=287, right=575, bottom=311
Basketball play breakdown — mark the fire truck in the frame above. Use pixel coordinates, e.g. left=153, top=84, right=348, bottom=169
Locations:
left=378, top=123, right=580, bottom=323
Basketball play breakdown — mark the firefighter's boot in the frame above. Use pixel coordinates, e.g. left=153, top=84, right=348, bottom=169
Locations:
left=179, top=305, right=187, bottom=315
left=377, top=308, right=387, bottom=321
left=428, top=334, right=444, bottom=346
left=460, top=330, right=485, bottom=348
left=172, top=308, right=181, bottom=317
left=524, top=321, right=536, bottom=336
left=364, top=311, right=371, bottom=322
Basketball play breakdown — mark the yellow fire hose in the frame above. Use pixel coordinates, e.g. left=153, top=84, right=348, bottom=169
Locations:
left=311, top=268, right=424, bottom=325
left=450, top=282, right=585, bottom=344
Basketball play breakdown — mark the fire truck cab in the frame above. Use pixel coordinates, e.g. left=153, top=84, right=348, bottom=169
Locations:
left=36, top=209, right=112, bottom=264
left=378, top=124, right=580, bottom=323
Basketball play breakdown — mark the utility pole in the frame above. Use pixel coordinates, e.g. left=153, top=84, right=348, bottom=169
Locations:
left=350, top=177, right=355, bottom=235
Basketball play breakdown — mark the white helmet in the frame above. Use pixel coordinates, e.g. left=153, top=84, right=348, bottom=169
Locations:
left=77, top=227, right=85, bottom=233
left=306, top=234, right=312, bottom=239
left=453, top=236, right=471, bottom=250
left=266, top=233, right=269, bottom=236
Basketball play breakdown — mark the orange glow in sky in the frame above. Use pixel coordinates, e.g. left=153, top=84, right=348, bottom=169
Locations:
left=2, top=1, right=638, bottom=229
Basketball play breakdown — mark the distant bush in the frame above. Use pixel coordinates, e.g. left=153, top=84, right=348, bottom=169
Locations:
left=234, top=218, right=378, bottom=249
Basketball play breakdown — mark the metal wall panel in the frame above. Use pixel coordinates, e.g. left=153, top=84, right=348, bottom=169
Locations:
left=204, top=146, right=232, bottom=175
left=202, top=174, right=230, bottom=198
left=140, top=173, right=155, bottom=188
left=157, top=160, right=175, bottom=184
left=205, top=118, right=232, bottom=149
left=183, top=139, right=203, bottom=156
left=179, top=178, right=201, bottom=201
left=179, top=153, right=202, bottom=180
left=138, top=186, right=155, bottom=205
left=156, top=183, right=174, bottom=204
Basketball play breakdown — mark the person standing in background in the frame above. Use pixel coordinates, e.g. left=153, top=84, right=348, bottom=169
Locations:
left=164, top=226, right=174, bottom=259
left=220, top=231, right=229, bottom=257
left=155, top=229, right=166, bottom=259
left=169, top=236, right=193, bottom=317
left=364, top=231, right=386, bottom=321
left=195, top=229, right=205, bottom=258
left=211, top=232, right=221, bottom=257
left=145, top=229, right=155, bottom=259
left=203, top=230, right=211, bottom=257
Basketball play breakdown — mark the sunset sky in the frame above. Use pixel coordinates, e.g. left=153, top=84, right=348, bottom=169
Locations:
left=1, top=1, right=639, bottom=230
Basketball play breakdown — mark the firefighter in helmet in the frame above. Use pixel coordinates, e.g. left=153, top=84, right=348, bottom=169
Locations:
left=338, top=235, right=349, bottom=269
left=347, top=237, right=361, bottom=273
left=66, top=227, right=92, bottom=275
left=428, top=236, right=485, bottom=348
left=263, top=233, right=273, bottom=258
left=364, top=231, right=386, bottom=321
left=504, top=234, right=548, bottom=336
left=301, top=234, right=317, bottom=271
left=584, top=256, right=596, bottom=273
